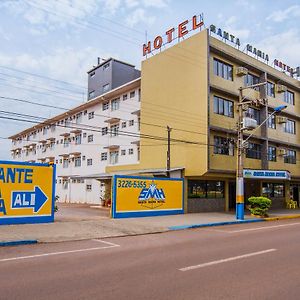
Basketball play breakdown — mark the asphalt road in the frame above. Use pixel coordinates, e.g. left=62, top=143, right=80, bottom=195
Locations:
left=1, top=219, right=300, bottom=300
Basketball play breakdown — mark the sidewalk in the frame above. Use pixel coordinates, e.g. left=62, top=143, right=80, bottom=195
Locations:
left=1, top=206, right=300, bottom=244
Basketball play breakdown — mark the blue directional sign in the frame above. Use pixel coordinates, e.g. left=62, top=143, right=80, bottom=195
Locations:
left=12, top=186, right=48, bottom=213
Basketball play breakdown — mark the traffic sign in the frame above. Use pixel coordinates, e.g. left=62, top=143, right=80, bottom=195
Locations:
left=0, top=161, right=56, bottom=225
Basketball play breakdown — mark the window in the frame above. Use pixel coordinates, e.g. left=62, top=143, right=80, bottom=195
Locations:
left=188, top=180, right=225, bottom=198
left=267, top=82, right=275, bottom=97
left=75, top=134, right=81, bottom=145
left=110, top=124, right=119, bottom=137
left=103, top=63, right=110, bottom=70
left=129, top=120, right=134, bottom=126
left=102, top=102, right=109, bottom=111
left=213, top=58, right=233, bottom=81
left=268, top=146, right=276, bottom=162
left=284, top=149, right=296, bottom=164
left=121, top=149, right=126, bottom=155
left=244, top=73, right=260, bottom=91
left=123, top=94, right=128, bottom=101
left=63, top=180, right=68, bottom=190
left=88, top=90, right=95, bottom=99
left=246, top=142, right=261, bottom=159
left=76, top=113, right=82, bottom=124
left=63, top=159, right=69, bottom=168
left=128, top=148, right=134, bottom=155
left=284, top=91, right=295, bottom=105
left=214, top=136, right=234, bottom=156
left=268, top=113, right=276, bottom=129
left=87, top=159, right=93, bottom=166
left=284, top=119, right=296, bottom=134
left=262, top=183, right=285, bottom=198
left=43, top=127, right=48, bottom=135
left=246, top=107, right=260, bottom=124
left=90, top=71, right=95, bottom=78
left=130, top=91, right=135, bottom=98
left=111, top=98, right=120, bottom=111
left=101, top=152, right=107, bottom=161
left=213, top=96, right=234, bottom=118
left=110, top=151, right=119, bottom=164
left=63, top=139, right=69, bottom=148
left=102, top=127, right=108, bottom=136
left=86, top=184, right=92, bottom=191
left=88, top=112, right=94, bottom=119
left=103, top=83, right=110, bottom=92
left=121, top=122, right=127, bottom=128
left=74, top=157, right=81, bottom=167
left=87, top=135, right=93, bottom=143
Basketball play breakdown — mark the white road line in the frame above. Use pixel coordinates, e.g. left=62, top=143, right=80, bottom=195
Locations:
left=179, top=249, right=276, bottom=271
left=91, top=239, right=120, bottom=247
left=226, top=222, right=300, bottom=233
left=0, top=241, right=120, bottom=263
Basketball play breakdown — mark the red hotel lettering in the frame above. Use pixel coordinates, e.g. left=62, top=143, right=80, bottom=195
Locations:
left=154, top=36, right=163, bottom=49
left=178, top=20, right=189, bottom=38
left=142, top=14, right=204, bottom=56
left=192, top=15, right=203, bottom=30
left=166, top=27, right=175, bottom=43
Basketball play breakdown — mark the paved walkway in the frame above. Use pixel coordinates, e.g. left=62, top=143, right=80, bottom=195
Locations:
left=1, top=205, right=300, bottom=244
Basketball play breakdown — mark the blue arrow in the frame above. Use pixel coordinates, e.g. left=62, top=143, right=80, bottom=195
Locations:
left=12, top=186, right=48, bottom=213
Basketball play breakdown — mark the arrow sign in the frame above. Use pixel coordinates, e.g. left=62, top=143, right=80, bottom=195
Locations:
left=11, top=186, right=48, bottom=213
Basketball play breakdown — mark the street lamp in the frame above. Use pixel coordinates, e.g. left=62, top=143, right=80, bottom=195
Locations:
left=236, top=84, right=287, bottom=220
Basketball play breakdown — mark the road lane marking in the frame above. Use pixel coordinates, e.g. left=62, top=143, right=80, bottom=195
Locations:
left=179, top=249, right=276, bottom=271
left=0, top=241, right=120, bottom=263
left=225, top=222, right=300, bottom=233
left=91, top=239, right=120, bottom=247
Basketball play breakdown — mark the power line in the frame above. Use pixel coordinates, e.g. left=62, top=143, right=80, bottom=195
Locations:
left=0, top=65, right=87, bottom=90
left=0, top=96, right=209, bottom=137
left=0, top=111, right=208, bottom=146
left=25, top=0, right=141, bottom=46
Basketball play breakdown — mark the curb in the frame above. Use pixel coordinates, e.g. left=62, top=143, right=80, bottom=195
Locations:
left=0, top=240, right=38, bottom=247
left=168, top=218, right=264, bottom=230
left=265, top=214, right=300, bottom=221
left=168, top=214, right=300, bottom=231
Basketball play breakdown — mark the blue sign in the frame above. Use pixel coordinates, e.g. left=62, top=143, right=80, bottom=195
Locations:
left=243, top=169, right=290, bottom=180
left=12, top=186, right=48, bottom=213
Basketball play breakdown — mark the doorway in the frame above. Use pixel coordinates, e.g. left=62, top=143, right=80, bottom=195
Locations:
left=229, top=182, right=236, bottom=210
left=292, top=185, right=299, bottom=207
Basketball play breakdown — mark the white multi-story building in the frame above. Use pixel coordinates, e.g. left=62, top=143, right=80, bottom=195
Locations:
left=10, top=78, right=141, bottom=204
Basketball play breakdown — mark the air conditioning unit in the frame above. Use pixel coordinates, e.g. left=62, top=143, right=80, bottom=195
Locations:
left=236, top=67, right=248, bottom=76
left=278, top=148, right=286, bottom=156
left=276, top=84, right=287, bottom=93
left=242, top=117, right=257, bottom=130
left=277, top=116, right=287, bottom=124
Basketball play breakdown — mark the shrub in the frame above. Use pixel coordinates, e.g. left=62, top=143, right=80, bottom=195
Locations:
left=247, top=196, right=272, bottom=217
left=54, top=195, right=59, bottom=213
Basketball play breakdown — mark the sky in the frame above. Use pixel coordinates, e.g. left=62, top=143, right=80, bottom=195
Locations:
left=0, top=0, right=299, bottom=159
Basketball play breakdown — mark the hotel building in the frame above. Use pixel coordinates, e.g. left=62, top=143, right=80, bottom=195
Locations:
left=106, top=28, right=300, bottom=213
left=10, top=28, right=300, bottom=212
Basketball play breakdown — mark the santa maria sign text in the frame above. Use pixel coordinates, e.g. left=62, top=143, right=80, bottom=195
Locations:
left=143, top=14, right=204, bottom=56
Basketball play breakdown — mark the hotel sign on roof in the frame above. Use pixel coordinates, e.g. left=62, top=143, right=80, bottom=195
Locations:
left=142, top=14, right=204, bottom=56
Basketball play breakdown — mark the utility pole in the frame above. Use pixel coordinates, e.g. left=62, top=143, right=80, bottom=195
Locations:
left=236, top=88, right=244, bottom=220
left=167, top=126, right=172, bottom=177
left=235, top=81, right=286, bottom=220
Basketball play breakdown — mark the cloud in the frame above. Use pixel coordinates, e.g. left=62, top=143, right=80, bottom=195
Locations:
left=125, top=8, right=155, bottom=27
left=2, top=0, right=100, bottom=30
left=221, top=15, right=250, bottom=40
left=266, top=5, right=300, bottom=23
left=125, top=0, right=139, bottom=8
left=256, top=29, right=300, bottom=67
left=142, top=0, right=169, bottom=8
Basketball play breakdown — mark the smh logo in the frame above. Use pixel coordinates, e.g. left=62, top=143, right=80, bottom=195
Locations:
left=139, top=182, right=166, bottom=201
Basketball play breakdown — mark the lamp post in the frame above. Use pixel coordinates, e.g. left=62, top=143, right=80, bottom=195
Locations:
left=236, top=82, right=287, bottom=220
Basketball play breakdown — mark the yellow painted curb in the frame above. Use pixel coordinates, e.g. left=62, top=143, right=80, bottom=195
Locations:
left=265, top=214, right=300, bottom=221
